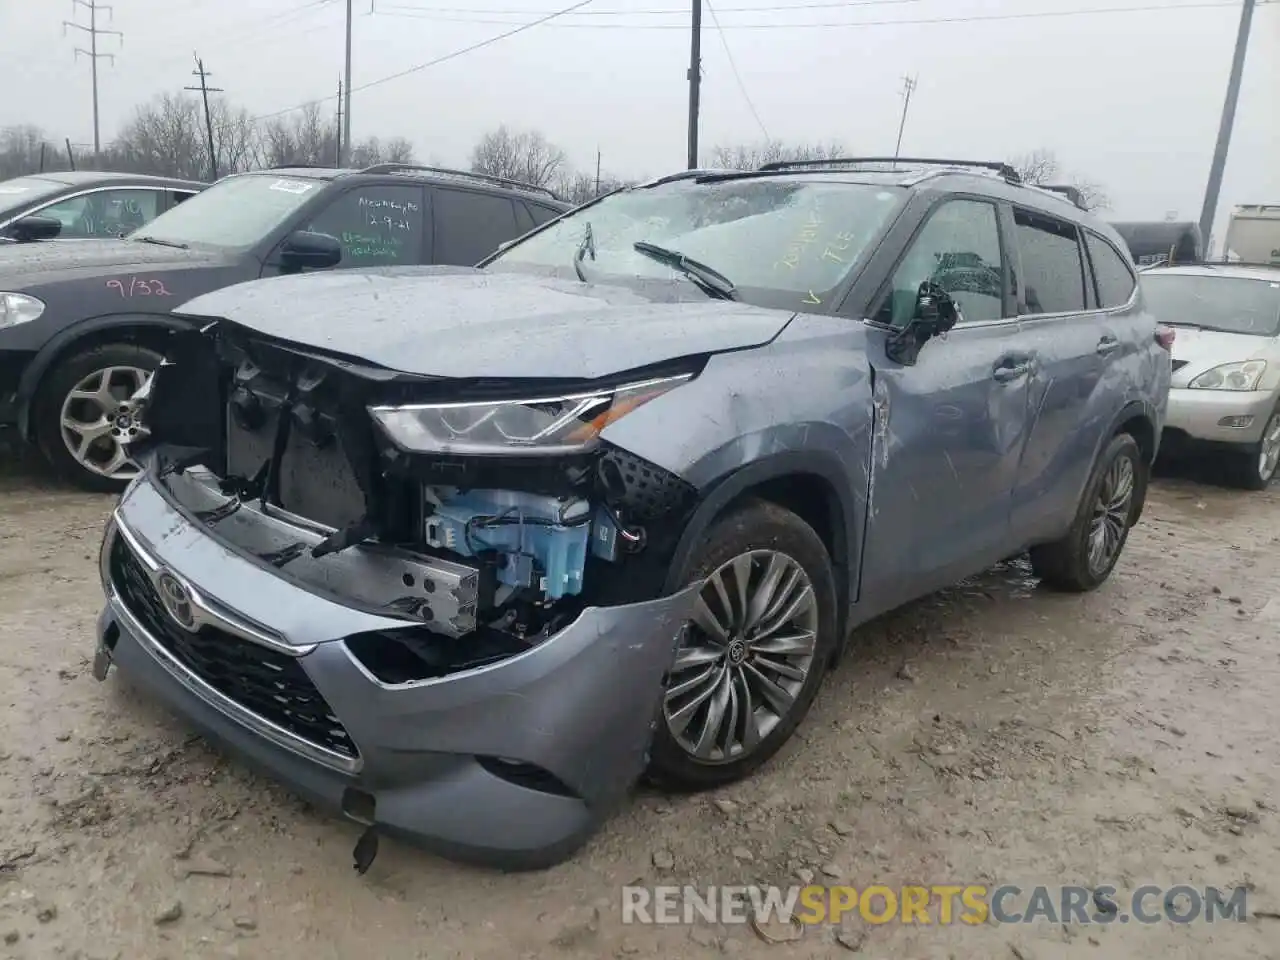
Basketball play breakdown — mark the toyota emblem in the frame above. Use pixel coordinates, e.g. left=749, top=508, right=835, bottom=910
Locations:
left=157, top=572, right=196, bottom=631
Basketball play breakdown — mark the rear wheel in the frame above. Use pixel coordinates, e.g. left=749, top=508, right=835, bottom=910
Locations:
left=1030, top=432, right=1144, bottom=592
left=1224, top=406, right=1280, bottom=491
left=647, top=499, right=838, bottom=790
left=33, top=343, right=160, bottom=493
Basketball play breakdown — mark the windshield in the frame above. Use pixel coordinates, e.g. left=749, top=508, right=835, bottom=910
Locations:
left=487, top=178, right=907, bottom=309
left=1142, top=273, right=1280, bottom=337
left=131, top=173, right=324, bottom=251
left=0, top=176, right=66, bottom=219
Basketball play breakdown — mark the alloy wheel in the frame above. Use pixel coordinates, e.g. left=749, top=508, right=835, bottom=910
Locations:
left=58, top=365, right=152, bottom=481
left=663, top=550, right=819, bottom=763
left=1087, top=454, right=1135, bottom=576
left=1257, top=412, right=1280, bottom=484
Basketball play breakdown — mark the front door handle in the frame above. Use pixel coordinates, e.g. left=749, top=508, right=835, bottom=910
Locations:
left=1096, top=335, right=1120, bottom=356
left=992, top=357, right=1031, bottom=382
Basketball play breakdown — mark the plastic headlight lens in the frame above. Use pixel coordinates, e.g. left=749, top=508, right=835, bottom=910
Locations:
left=1188, top=360, right=1266, bottom=391
left=368, top=373, right=692, bottom=455
left=0, top=292, right=45, bottom=329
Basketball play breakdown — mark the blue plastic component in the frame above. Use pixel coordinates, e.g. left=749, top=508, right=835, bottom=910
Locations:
left=423, top=489, right=593, bottom=600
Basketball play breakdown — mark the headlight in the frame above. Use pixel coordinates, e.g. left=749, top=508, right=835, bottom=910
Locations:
left=369, top=373, right=692, bottom=455
left=0, top=292, right=45, bottom=329
left=1188, top=360, right=1266, bottom=391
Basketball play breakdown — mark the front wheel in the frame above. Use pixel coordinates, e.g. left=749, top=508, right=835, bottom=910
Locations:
left=33, top=342, right=161, bottom=493
left=1224, top=406, right=1280, bottom=491
left=1030, top=432, right=1145, bottom=592
left=646, top=499, right=838, bottom=791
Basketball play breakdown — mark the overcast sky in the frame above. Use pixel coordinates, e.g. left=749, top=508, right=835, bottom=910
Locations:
left=1, top=0, right=1276, bottom=242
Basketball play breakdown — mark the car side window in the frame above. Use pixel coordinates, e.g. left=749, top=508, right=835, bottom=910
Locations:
left=434, top=189, right=520, bottom=265
left=513, top=201, right=536, bottom=233
left=304, top=185, right=424, bottom=266
left=1014, top=209, right=1087, bottom=315
left=36, top=189, right=161, bottom=238
left=526, top=203, right=562, bottom=226
left=873, top=198, right=1005, bottom=328
left=1085, top=232, right=1137, bottom=308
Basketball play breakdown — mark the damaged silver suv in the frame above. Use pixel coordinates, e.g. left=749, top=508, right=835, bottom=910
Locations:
left=92, top=158, right=1171, bottom=870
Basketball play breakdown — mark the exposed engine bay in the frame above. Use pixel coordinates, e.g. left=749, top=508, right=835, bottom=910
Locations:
left=134, top=320, right=699, bottom=676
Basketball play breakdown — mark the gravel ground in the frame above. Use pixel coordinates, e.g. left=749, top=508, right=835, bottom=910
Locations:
left=1, top=430, right=1278, bottom=959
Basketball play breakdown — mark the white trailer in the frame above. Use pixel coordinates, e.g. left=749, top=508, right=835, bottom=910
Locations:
left=1224, top=204, right=1280, bottom=263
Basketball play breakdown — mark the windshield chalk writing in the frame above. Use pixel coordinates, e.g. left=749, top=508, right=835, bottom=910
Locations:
left=775, top=210, right=824, bottom=271
left=106, top=277, right=173, bottom=298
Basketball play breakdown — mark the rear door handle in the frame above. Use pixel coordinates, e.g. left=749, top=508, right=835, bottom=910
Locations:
left=1096, top=335, right=1120, bottom=356
left=992, top=357, right=1032, bottom=382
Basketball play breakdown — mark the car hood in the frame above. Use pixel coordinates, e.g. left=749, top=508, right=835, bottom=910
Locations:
left=177, top=267, right=799, bottom=380
left=1170, top=325, right=1278, bottom=379
left=0, top=238, right=228, bottom=290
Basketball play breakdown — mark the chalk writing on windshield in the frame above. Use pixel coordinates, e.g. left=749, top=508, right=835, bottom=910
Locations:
left=774, top=210, right=824, bottom=272
left=105, top=276, right=173, bottom=298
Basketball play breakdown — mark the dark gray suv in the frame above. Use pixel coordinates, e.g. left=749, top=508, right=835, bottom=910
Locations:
left=92, top=158, right=1172, bottom=870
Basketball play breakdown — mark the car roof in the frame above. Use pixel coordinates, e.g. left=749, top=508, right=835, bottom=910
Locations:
left=241, top=163, right=570, bottom=206
left=29, top=170, right=207, bottom=189
left=1142, top=262, right=1280, bottom=283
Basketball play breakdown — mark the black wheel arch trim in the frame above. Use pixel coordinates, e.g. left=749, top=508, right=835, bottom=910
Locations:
left=662, top=450, right=859, bottom=637
left=1103, top=399, right=1159, bottom=524
left=15, top=312, right=190, bottom=440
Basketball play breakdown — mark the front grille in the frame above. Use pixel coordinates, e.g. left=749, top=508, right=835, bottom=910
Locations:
left=108, top=533, right=358, bottom=761
left=1172, top=359, right=1189, bottom=373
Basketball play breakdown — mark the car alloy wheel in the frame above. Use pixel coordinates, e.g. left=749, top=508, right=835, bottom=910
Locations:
left=1257, top=411, right=1280, bottom=484
left=663, top=549, right=819, bottom=763
left=1087, top=453, right=1135, bottom=577
left=58, top=365, right=152, bottom=481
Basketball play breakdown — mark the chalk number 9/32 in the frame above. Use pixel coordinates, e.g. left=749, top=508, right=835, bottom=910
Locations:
left=105, top=276, right=173, bottom=298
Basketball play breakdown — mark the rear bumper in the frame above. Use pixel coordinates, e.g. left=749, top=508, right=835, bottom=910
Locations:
left=95, top=473, right=696, bottom=869
left=1163, top=387, right=1274, bottom=446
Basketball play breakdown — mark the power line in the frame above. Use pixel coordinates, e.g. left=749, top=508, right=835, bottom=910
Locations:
left=250, top=0, right=594, bottom=123
left=63, top=0, right=123, bottom=158
left=366, top=0, right=1254, bottom=28
left=147, top=0, right=339, bottom=68
left=380, top=0, right=930, bottom=13
left=705, top=0, right=770, bottom=141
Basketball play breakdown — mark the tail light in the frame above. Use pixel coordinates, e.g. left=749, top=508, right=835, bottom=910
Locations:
left=1155, top=325, right=1176, bottom=350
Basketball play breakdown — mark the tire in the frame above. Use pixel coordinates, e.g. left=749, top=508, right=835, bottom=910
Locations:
left=646, top=498, right=838, bottom=791
left=33, top=342, right=162, bottom=494
left=1224, top=404, right=1280, bottom=491
left=1030, top=432, right=1145, bottom=593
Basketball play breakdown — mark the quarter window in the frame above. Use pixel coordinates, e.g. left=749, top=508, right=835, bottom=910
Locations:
left=434, top=189, right=520, bottom=265
left=875, top=198, right=1006, bottom=327
left=304, top=185, right=424, bottom=266
left=1014, top=209, right=1086, bottom=315
left=36, top=189, right=162, bottom=238
left=1086, top=232, right=1136, bottom=308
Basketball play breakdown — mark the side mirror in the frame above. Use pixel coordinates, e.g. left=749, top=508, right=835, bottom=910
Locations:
left=5, top=215, right=63, bottom=243
left=885, top=281, right=962, bottom=366
left=278, top=230, right=342, bottom=271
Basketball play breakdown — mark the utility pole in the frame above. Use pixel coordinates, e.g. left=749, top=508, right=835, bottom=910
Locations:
left=63, top=0, right=123, bottom=159
left=892, top=74, right=917, bottom=168
left=336, top=79, right=344, bottom=166
left=595, top=148, right=601, bottom=194
left=1198, top=0, right=1256, bottom=253
left=184, top=54, right=223, bottom=182
left=686, top=0, right=702, bottom=169
left=342, top=0, right=354, bottom=166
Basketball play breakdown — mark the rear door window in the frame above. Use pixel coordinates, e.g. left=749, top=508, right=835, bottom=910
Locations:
left=35, top=188, right=163, bottom=238
left=526, top=203, right=563, bottom=226
left=513, top=201, right=536, bottom=233
left=304, top=184, right=426, bottom=266
left=433, top=189, right=521, bottom=265
left=1014, top=209, right=1087, bottom=315
left=1085, top=232, right=1137, bottom=308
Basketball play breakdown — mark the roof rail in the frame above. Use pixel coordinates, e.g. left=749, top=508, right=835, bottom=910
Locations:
left=757, top=156, right=1022, bottom=183
left=1036, top=184, right=1087, bottom=209
left=358, top=163, right=562, bottom=200
left=266, top=164, right=333, bottom=170
left=1198, top=258, right=1280, bottom=269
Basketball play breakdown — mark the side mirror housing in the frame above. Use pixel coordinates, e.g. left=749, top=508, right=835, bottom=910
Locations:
left=885, top=281, right=962, bottom=366
left=278, top=230, right=342, bottom=271
left=5, top=215, right=63, bottom=243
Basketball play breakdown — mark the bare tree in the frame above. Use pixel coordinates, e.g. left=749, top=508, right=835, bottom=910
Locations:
left=470, top=126, right=568, bottom=187
left=706, top=139, right=847, bottom=171
left=551, top=169, right=635, bottom=205
left=1011, top=148, right=1110, bottom=211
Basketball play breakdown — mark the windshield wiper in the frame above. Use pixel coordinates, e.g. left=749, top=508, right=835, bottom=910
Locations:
left=572, top=222, right=595, bottom=282
left=633, top=241, right=737, bottom=301
left=132, top=235, right=189, bottom=250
